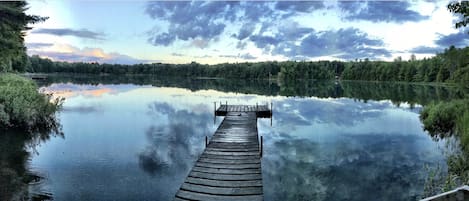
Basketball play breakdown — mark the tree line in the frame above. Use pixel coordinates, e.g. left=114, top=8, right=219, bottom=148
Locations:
left=341, top=46, right=469, bottom=84
left=26, top=46, right=468, bottom=84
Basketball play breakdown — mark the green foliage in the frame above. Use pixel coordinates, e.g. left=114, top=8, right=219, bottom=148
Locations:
left=458, top=111, right=469, bottom=150
left=340, top=46, right=469, bottom=84
left=451, top=65, right=469, bottom=84
left=0, top=73, right=62, bottom=131
left=448, top=1, right=469, bottom=30
left=26, top=46, right=469, bottom=84
left=420, top=99, right=469, bottom=195
left=0, top=2, right=46, bottom=72
left=420, top=99, right=469, bottom=137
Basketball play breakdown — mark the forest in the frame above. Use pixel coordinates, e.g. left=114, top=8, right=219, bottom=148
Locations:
left=25, top=46, right=469, bottom=84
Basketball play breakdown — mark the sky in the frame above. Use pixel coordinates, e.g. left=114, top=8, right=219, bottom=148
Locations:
left=24, top=0, right=469, bottom=65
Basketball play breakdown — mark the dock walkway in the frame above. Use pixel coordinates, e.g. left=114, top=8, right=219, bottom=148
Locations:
left=174, top=104, right=271, bottom=201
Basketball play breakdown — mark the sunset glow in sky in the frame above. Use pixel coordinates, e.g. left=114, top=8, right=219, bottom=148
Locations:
left=25, top=0, right=469, bottom=65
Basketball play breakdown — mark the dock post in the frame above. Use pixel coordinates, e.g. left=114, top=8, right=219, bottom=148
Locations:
left=260, top=136, right=263, bottom=157
left=270, top=102, right=273, bottom=127
left=214, top=102, right=216, bottom=124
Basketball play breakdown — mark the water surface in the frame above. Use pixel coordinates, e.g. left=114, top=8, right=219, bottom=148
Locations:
left=17, top=76, right=465, bottom=200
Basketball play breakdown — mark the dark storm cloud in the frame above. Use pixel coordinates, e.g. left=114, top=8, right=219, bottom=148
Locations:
left=251, top=27, right=390, bottom=60
left=339, top=1, right=429, bottom=23
left=32, top=28, right=105, bottom=40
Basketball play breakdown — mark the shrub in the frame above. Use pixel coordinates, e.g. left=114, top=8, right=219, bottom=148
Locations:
left=0, top=73, right=62, bottom=132
left=420, top=99, right=469, bottom=138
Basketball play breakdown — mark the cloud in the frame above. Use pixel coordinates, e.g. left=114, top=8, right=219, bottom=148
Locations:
left=145, top=1, right=325, bottom=48
left=25, top=42, right=54, bottom=49
left=194, top=55, right=212, bottom=59
left=275, top=1, right=325, bottom=13
left=250, top=26, right=390, bottom=60
left=435, top=31, right=469, bottom=47
left=219, top=54, right=238, bottom=58
left=236, top=41, right=248, bottom=49
left=28, top=44, right=154, bottom=64
left=339, top=1, right=429, bottom=23
left=62, top=105, right=99, bottom=113
left=191, top=38, right=209, bottom=49
left=139, top=102, right=213, bottom=177
left=410, top=30, right=469, bottom=54
left=239, top=53, right=257, bottom=60
left=146, top=1, right=236, bottom=46
left=236, top=22, right=257, bottom=40
left=410, top=46, right=443, bottom=54
left=171, top=53, right=185, bottom=57
left=32, top=28, right=105, bottom=40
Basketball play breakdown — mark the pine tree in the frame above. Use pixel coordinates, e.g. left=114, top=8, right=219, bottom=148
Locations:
left=0, top=1, right=47, bottom=72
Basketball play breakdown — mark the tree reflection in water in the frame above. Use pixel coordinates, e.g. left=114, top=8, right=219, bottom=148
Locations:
left=0, top=128, right=62, bottom=201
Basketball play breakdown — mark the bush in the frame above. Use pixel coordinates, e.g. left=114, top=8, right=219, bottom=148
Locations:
left=420, top=100, right=468, bottom=137
left=450, top=66, right=469, bottom=84
left=0, top=73, right=62, bottom=131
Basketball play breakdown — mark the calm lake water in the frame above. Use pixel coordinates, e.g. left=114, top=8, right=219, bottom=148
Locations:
left=13, top=75, right=467, bottom=200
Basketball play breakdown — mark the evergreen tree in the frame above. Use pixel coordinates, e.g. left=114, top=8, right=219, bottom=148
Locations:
left=0, top=1, right=47, bottom=72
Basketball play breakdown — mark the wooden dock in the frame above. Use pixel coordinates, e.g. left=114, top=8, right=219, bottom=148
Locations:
left=215, top=104, right=272, bottom=118
left=174, top=104, right=272, bottom=201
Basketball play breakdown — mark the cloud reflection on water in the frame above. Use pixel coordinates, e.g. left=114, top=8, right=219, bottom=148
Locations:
left=138, top=102, right=215, bottom=179
left=261, top=97, right=444, bottom=201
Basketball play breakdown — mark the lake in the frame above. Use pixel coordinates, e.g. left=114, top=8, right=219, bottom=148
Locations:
left=10, top=75, right=468, bottom=201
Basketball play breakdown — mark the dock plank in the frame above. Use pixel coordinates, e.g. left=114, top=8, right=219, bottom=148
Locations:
left=174, top=106, right=271, bottom=201
left=186, top=177, right=263, bottom=188
left=176, top=190, right=263, bottom=201
left=181, top=183, right=262, bottom=196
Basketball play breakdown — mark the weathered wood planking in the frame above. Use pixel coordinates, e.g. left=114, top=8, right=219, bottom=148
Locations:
left=174, top=107, right=268, bottom=201
left=215, top=105, right=272, bottom=118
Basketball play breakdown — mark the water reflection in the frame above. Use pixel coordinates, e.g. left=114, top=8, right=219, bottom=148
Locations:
left=21, top=76, right=455, bottom=200
left=261, top=98, right=445, bottom=201
left=37, top=74, right=467, bottom=105
left=138, top=102, right=215, bottom=178
left=1, top=129, right=62, bottom=201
